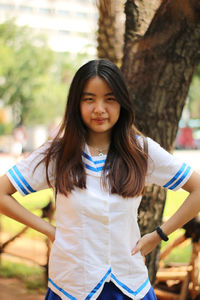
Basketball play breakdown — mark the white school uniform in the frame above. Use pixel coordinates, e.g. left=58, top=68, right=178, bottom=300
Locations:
left=6, top=137, right=193, bottom=300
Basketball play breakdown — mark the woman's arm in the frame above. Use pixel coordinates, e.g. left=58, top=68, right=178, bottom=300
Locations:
left=132, top=171, right=200, bottom=256
left=0, top=175, right=56, bottom=242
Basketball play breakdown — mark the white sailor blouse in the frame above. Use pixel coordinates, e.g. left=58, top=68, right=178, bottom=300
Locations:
left=6, top=137, right=193, bottom=300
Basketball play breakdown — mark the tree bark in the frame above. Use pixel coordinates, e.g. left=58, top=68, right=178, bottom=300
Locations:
left=97, top=0, right=125, bottom=66
left=124, top=0, right=160, bottom=45
left=122, top=0, right=200, bottom=283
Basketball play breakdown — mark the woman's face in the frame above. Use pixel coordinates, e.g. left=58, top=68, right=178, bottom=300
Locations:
left=80, top=76, right=121, bottom=139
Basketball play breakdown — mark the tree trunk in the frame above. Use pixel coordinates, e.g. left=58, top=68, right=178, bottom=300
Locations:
left=124, top=0, right=160, bottom=45
left=138, top=185, right=167, bottom=283
left=122, top=0, right=200, bottom=283
left=97, top=0, right=125, bottom=66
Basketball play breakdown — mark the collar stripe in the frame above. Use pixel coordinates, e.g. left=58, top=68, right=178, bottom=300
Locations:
left=82, top=151, right=106, bottom=165
left=84, top=163, right=104, bottom=172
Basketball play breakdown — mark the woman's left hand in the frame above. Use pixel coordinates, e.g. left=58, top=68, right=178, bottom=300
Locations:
left=131, top=231, right=161, bottom=256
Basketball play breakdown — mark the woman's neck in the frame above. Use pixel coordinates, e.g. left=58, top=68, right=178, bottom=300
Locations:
left=87, top=132, right=111, bottom=149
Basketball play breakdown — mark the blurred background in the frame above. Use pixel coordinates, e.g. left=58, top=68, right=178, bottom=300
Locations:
left=0, top=1, right=200, bottom=156
left=0, top=1, right=199, bottom=299
left=0, top=0, right=98, bottom=156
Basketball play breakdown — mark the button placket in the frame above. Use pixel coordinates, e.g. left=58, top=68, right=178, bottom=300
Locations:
left=105, top=196, right=111, bottom=266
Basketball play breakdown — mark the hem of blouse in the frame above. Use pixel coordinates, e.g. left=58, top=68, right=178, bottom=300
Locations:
left=48, top=278, right=77, bottom=300
left=85, top=267, right=112, bottom=300
left=110, top=273, right=151, bottom=299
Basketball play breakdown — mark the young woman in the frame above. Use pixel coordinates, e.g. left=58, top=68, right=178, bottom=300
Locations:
left=0, top=59, right=200, bottom=300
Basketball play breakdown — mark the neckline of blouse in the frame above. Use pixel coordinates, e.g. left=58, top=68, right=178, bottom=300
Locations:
left=85, top=143, right=107, bottom=159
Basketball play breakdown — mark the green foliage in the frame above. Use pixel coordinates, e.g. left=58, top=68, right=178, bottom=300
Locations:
left=188, top=67, right=200, bottom=119
left=0, top=122, right=13, bottom=135
left=12, top=189, right=54, bottom=211
left=0, top=260, right=46, bottom=292
left=163, top=189, right=189, bottom=218
left=0, top=19, right=90, bottom=126
left=161, top=189, right=191, bottom=264
left=0, top=260, right=42, bottom=279
left=162, top=238, right=192, bottom=265
left=0, top=19, right=54, bottom=122
left=23, top=77, right=67, bottom=125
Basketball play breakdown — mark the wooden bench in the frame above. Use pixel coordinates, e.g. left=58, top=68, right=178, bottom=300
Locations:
left=155, top=265, right=192, bottom=300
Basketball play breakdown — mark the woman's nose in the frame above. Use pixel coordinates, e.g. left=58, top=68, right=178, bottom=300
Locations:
left=93, top=100, right=105, bottom=113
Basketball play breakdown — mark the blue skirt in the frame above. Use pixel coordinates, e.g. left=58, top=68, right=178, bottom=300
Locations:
left=45, top=281, right=157, bottom=299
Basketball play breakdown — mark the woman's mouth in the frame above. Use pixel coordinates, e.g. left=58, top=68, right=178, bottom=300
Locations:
left=93, top=118, right=107, bottom=124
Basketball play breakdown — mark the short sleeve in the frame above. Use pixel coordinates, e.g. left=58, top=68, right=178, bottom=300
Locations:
left=6, top=142, right=55, bottom=196
left=145, top=137, right=193, bottom=191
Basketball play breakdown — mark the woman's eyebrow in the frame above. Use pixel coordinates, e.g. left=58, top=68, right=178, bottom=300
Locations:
left=105, top=92, right=114, bottom=96
left=82, top=92, right=114, bottom=96
left=82, top=92, right=96, bottom=96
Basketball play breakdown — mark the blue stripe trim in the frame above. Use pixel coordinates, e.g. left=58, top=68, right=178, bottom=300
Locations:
left=93, top=159, right=106, bottom=165
left=163, top=163, right=186, bottom=188
left=84, top=163, right=104, bottom=172
left=82, top=151, right=93, bottom=162
left=8, top=169, right=29, bottom=195
left=13, top=165, right=36, bottom=193
left=85, top=268, right=112, bottom=300
left=48, top=278, right=77, bottom=300
left=111, top=274, right=149, bottom=296
left=169, top=166, right=191, bottom=190
left=82, top=152, right=106, bottom=165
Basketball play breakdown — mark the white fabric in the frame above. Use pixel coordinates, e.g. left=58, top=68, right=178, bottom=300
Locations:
left=6, top=137, right=193, bottom=300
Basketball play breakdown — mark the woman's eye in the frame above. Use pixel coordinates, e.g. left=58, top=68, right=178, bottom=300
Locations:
left=107, top=97, right=116, bottom=101
left=83, top=98, right=94, bottom=102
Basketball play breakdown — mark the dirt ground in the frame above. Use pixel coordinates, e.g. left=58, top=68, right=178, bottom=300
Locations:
left=0, top=234, right=47, bottom=300
left=0, top=277, right=45, bottom=300
left=1, top=233, right=47, bottom=265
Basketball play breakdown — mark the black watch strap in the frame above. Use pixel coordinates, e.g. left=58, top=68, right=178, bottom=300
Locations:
left=156, top=226, right=169, bottom=241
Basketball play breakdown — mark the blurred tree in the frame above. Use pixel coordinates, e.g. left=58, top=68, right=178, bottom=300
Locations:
left=0, top=19, right=55, bottom=124
left=0, top=20, right=89, bottom=127
left=188, top=70, right=200, bottom=119
left=97, top=0, right=125, bottom=66
left=97, top=0, right=200, bottom=283
left=121, top=0, right=200, bottom=282
left=27, top=51, right=90, bottom=125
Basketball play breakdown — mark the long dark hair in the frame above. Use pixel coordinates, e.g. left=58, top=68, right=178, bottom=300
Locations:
left=42, top=59, right=148, bottom=197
